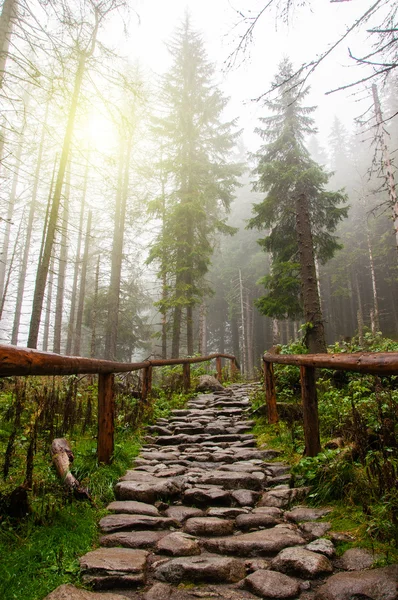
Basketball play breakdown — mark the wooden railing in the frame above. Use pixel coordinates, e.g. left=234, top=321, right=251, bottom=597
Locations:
left=263, top=351, right=398, bottom=457
left=0, top=344, right=240, bottom=463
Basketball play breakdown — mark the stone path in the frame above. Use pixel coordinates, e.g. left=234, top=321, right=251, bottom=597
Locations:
left=46, top=383, right=398, bottom=600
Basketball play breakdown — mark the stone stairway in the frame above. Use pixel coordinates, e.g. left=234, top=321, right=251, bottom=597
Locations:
left=47, top=383, right=398, bottom=600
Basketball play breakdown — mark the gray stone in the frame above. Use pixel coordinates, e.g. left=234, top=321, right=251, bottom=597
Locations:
left=196, top=470, right=263, bottom=490
left=305, top=539, right=335, bottom=558
left=154, top=555, right=246, bottom=584
left=153, top=465, right=187, bottom=478
left=231, top=489, right=259, bottom=506
left=79, top=547, right=148, bottom=588
left=196, top=375, right=225, bottom=392
left=143, top=582, right=172, bottom=600
left=259, top=487, right=310, bottom=508
left=106, top=501, right=160, bottom=516
left=236, top=512, right=282, bottom=531
left=157, top=532, right=201, bottom=556
left=202, top=527, right=306, bottom=557
left=139, top=451, right=180, bottom=461
left=207, top=507, right=249, bottom=518
left=271, top=547, right=333, bottom=578
left=99, top=530, right=168, bottom=549
left=285, top=507, right=332, bottom=522
left=253, top=507, right=283, bottom=518
left=43, top=585, right=130, bottom=600
left=333, top=547, right=375, bottom=571
left=184, top=517, right=234, bottom=537
left=99, top=514, right=178, bottom=533
left=164, top=505, right=204, bottom=523
left=315, top=565, right=398, bottom=600
left=299, top=521, right=331, bottom=540
left=183, top=486, right=231, bottom=505
left=245, top=569, right=301, bottom=599
left=115, top=478, right=181, bottom=504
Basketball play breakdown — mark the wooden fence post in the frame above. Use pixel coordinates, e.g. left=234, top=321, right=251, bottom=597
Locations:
left=183, top=363, right=191, bottom=393
left=230, top=358, right=237, bottom=381
left=216, top=356, right=222, bottom=382
left=300, top=365, right=321, bottom=457
left=263, top=360, right=278, bottom=424
left=98, top=373, right=115, bottom=464
left=142, top=365, right=152, bottom=401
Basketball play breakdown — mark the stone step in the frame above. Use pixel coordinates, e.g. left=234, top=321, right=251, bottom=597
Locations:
left=99, top=514, right=180, bottom=533
left=79, top=547, right=148, bottom=589
left=153, top=554, right=246, bottom=585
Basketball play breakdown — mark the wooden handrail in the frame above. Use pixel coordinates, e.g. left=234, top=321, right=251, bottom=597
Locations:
left=0, top=344, right=240, bottom=464
left=262, top=351, right=398, bottom=458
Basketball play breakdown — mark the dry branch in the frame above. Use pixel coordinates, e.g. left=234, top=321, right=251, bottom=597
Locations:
left=50, top=438, right=91, bottom=500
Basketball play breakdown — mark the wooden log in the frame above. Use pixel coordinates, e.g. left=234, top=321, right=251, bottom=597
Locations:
left=183, top=362, right=190, bottom=393
left=300, top=365, right=321, bottom=457
left=263, top=360, right=278, bottom=424
left=263, top=352, right=398, bottom=375
left=98, top=373, right=115, bottom=464
left=0, top=344, right=239, bottom=378
left=142, top=365, right=152, bottom=401
left=50, top=438, right=90, bottom=499
left=216, top=356, right=222, bottom=382
left=230, top=358, right=237, bottom=380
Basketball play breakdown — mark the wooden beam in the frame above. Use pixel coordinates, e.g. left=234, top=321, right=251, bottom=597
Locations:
left=183, top=363, right=190, bottom=393
left=216, top=356, right=222, bottom=382
left=97, top=373, right=115, bottom=464
left=263, top=352, right=398, bottom=375
left=300, top=365, right=321, bottom=457
left=264, top=360, right=278, bottom=424
left=141, top=365, right=152, bottom=402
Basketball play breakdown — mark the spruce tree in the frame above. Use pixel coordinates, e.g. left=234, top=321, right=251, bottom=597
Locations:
left=249, top=58, right=348, bottom=353
left=148, top=14, right=241, bottom=357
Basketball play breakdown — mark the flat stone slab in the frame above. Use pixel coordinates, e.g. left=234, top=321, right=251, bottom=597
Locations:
left=245, top=569, right=301, bottom=599
left=164, top=505, right=204, bottom=523
left=100, top=530, right=168, bottom=549
left=115, top=479, right=181, bottom=503
left=202, top=527, right=306, bottom=557
left=300, top=521, right=332, bottom=540
left=207, top=507, right=249, bottom=518
left=196, top=470, right=263, bottom=490
left=259, top=487, right=310, bottom=508
left=236, top=512, right=282, bottom=531
left=333, top=547, right=376, bottom=570
left=271, top=547, right=333, bottom=578
left=154, top=555, right=246, bottom=584
left=183, top=486, right=231, bottom=505
left=79, top=547, right=148, bottom=588
left=285, top=507, right=332, bottom=522
left=315, top=565, right=398, bottom=600
left=231, top=489, right=259, bottom=506
left=43, top=585, right=130, bottom=600
left=99, top=514, right=178, bottom=533
left=184, top=517, right=234, bottom=536
left=106, top=501, right=160, bottom=516
left=139, top=452, right=180, bottom=461
left=156, top=532, right=201, bottom=556
left=306, top=538, right=335, bottom=558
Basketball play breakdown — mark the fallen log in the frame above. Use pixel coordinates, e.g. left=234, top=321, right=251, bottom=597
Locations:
left=50, top=438, right=91, bottom=501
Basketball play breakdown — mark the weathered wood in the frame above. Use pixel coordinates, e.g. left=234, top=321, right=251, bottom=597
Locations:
left=98, top=373, right=115, bottom=464
left=216, top=356, right=222, bottom=382
left=230, top=358, right=237, bottom=380
left=300, top=366, right=321, bottom=457
left=51, top=438, right=90, bottom=499
left=264, top=361, right=278, bottom=424
left=141, top=366, right=152, bottom=401
left=183, top=362, right=190, bottom=393
left=263, top=352, right=398, bottom=375
left=0, top=344, right=239, bottom=377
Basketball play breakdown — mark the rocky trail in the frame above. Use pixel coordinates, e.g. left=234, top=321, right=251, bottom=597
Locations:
left=46, top=383, right=398, bottom=600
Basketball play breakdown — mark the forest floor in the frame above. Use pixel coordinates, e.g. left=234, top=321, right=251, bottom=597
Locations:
left=43, top=381, right=398, bottom=600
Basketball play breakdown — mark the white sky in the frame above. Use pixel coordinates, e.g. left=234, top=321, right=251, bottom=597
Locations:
left=115, top=0, right=377, bottom=151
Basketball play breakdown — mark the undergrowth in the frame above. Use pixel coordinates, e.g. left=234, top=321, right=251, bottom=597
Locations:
left=251, top=333, right=398, bottom=562
left=0, top=365, right=197, bottom=600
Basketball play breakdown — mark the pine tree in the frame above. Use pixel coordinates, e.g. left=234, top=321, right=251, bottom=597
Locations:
left=249, top=58, right=348, bottom=353
left=148, top=14, right=241, bottom=357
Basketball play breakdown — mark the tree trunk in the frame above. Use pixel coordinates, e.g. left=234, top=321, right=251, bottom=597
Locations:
left=66, top=158, right=89, bottom=355
left=11, top=102, right=49, bottom=345
left=73, top=210, right=92, bottom=356
left=239, top=269, right=247, bottom=375
left=295, top=193, right=326, bottom=353
left=28, top=54, right=87, bottom=349
left=365, top=219, right=380, bottom=333
left=171, top=303, right=182, bottom=358
left=53, top=167, right=70, bottom=354
left=0, top=124, right=23, bottom=301
left=186, top=304, right=193, bottom=356
left=0, top=0, right=17, bottom=88
left=42, top=254, right=55, bottom=352
left=355, top=275, right=364, bottom=346
left=198, top=302, right=207, bottom=355
left=372, top=84, right=398, bottom=254
left=90, top=254, right=100, bottom=358
left=0, top=213, right=23, bottom=320
left=104, top=131, right=132, bottom=360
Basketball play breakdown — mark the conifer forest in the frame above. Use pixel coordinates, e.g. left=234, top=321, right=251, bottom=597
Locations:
left=0, top=1, right=398, bottom=598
